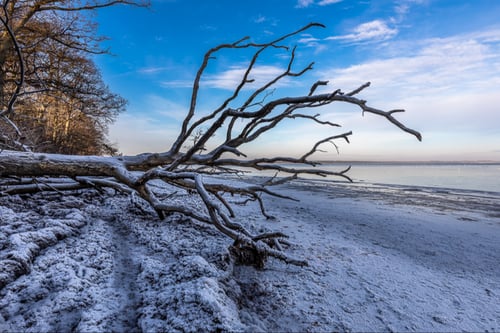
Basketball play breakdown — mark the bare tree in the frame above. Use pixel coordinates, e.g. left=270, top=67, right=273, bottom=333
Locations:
left=0, top=23, right=421, bottom=267
left=0, top=0, right=147, bottom=152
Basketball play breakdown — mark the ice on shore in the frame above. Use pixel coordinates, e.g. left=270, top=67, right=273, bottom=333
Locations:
left=0, top=179, right=499, bottom=332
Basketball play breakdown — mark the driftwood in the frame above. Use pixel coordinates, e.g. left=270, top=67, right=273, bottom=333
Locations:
left=0, top=23, right=421, bottom=267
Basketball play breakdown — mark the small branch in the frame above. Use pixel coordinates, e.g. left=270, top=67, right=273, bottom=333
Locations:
left=288, top=113, right=341, bottom=127
left=0, top=4, right=25, bottom=118
left=346, top=82, right=370, bottom=96
left=300, top=132, right=352, bottom=161
left=38, top=1, right=149, bottom=12
left=309, top=80, right=329, bottom=96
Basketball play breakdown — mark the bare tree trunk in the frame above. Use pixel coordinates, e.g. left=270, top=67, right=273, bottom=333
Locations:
left=0, top=23, right=421, bottom=267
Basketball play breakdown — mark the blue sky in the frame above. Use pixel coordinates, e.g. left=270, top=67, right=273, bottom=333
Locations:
left=94, top=0, right=500, bottom=161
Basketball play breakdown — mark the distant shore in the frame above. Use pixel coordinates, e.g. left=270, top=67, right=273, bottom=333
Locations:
left=314, top=160, right=500, bottom=165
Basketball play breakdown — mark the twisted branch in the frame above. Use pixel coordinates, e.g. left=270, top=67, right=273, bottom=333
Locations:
left=0, top=23, right=421, bottom=267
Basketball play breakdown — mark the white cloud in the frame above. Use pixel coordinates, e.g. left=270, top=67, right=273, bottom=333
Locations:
left=253, top=14, right=266, bottom=24
left=394, top=3, right=410, bottom=16
left=318, top=0, right=343, bottom=5
left=298, top=34, right=320, bottom=45
left=201, top=65, right=292, bottom=90
left=326, top=20, right=398, bottom=43
left=297, top=33, right=322, bottom=51
left=323, top=30, right=500, bottom=99
left=160, top=79, right=193, bottom=89
left=315, top=28, right=500, bottom=160
left=137, top=66, right=171, bottom=75
left=295, top=0, right=342, bottom=7
left=297, top=34, right=328, bottom=54
left=295, top=0, right=315, bottom=8
left=391, top=0, right=428, bottom=25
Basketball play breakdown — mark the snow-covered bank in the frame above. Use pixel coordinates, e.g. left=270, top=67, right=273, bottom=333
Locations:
left=1, top=179, right=499, bottom=332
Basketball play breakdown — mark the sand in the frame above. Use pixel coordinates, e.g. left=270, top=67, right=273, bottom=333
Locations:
left=1, top=177, right=499, bottom=332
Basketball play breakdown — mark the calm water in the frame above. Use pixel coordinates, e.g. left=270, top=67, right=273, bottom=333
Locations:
left=315, top=162, right=500, bottom=193
left=247, top=162, right=500, bottom=193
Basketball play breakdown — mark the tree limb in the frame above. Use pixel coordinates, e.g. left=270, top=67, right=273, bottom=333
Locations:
left=0, top=23, right=421, bottom=267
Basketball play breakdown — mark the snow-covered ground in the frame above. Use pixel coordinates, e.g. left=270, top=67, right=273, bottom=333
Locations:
left=1, top=178, right=499, bottom=332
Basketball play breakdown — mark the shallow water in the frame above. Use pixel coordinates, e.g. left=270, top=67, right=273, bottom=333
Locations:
left=249, top=162, right=500, bottom=193
left=334, top=162, right=500, bottom=193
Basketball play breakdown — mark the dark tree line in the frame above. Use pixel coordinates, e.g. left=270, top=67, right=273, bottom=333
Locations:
left=0, top=0, right=148, bottom=154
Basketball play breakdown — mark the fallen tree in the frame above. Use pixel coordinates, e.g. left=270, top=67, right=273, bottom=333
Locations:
left=0, top=23, right=421, bottom=267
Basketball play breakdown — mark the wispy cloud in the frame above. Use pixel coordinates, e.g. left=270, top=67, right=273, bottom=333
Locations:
left=253, top=14, right=266, bottom=24
left=298, top=33, right=320, bottom=45
left=137, top=66, right=172, bottom=75
left=315, top=28, right=500, bottom=159
left=298, top=33, right=328, bottom=54
left=323, top=29, right=500, bottom=97
left=324, top=1, right=425, bottom=45
left=391, top=0, right=427, bottom=24
left=326, top=20, right=398, bottom=43
left=160, top=64, right=301, bottom=91
left=201, top=65, right=292, bottom=90
left=295, top=0, right=314, bottom=8
left=295, top=0, right=342, bottom=8
left=252, top=15, right=279, bottom=26
left=317, top=0, right=343, bottom=5
left=393, top=0, right=427, bottom=17
left=160, top=79, right=193, bottom=89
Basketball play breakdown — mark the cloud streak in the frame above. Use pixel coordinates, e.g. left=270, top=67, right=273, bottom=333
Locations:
left=326, top=20, right=398, bottom=43
left=200, top=65, right=292, bottom=90
left=323, top=28, right=500, bottom=98
left=137, top=66, right=172, bottom=75
left=312, top=27, right=500, bottom=160
left=295, top=0, right=342, bottom=8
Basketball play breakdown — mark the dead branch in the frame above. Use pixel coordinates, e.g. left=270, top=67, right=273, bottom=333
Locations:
left=0, top=23, right=421, bottom=267
left=0, top=2, right=28, bottom=151
left=0, top=2, right=24, bottom=118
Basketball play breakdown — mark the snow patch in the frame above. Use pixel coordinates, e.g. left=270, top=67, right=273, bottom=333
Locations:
left=1, top=180, right=499, bottom=332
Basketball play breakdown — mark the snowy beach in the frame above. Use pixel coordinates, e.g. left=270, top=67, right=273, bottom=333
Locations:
left=1, top=178, right=499, bottom=332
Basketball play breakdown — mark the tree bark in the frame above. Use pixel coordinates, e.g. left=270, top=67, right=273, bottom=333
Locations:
left=0, top=22, right=421, bottom=267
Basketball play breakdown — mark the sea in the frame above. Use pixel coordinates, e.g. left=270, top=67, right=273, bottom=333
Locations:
left=252, top=162, right=500, bottom=193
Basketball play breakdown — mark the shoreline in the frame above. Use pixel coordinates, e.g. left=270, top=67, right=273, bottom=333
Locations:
left=235, top=179, right=500, bottom=331
left=239, top=162, right=500, bottom=193
left=240, top=175, right=500, bottom=219
left=290, top=178, right=500, bottom=216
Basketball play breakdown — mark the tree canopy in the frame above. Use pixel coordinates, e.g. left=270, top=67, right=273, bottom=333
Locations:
left=0, top=0, right=148, bottom=153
